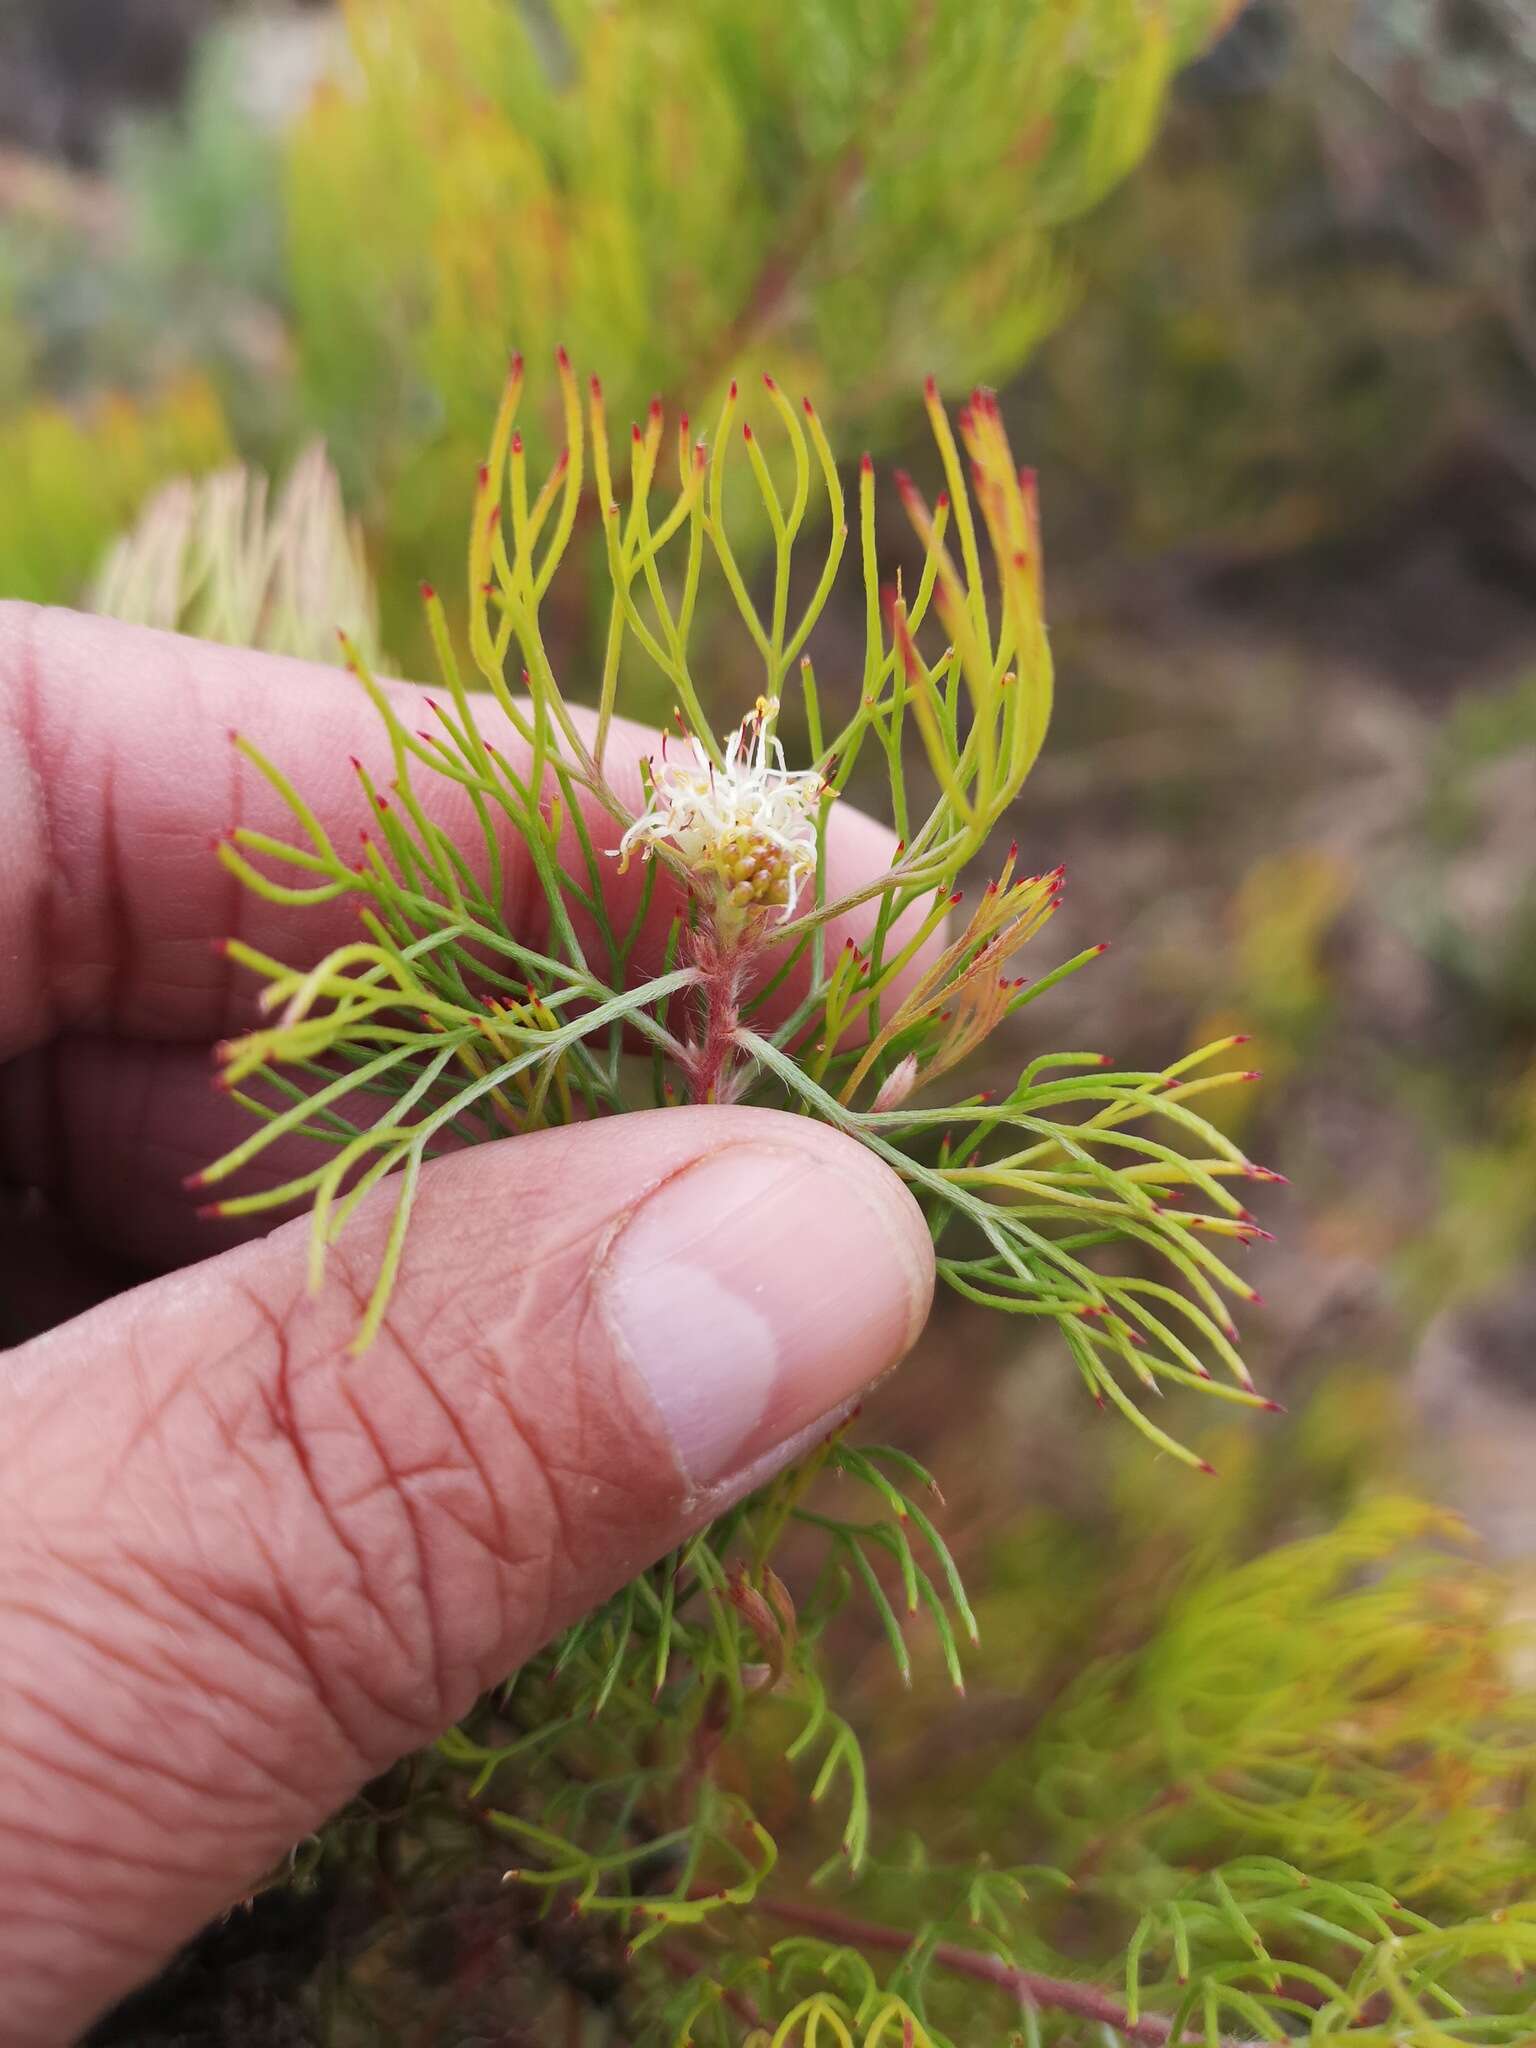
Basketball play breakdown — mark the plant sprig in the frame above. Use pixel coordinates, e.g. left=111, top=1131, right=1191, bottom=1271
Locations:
left=202, top=350, right=1279, bottom=1467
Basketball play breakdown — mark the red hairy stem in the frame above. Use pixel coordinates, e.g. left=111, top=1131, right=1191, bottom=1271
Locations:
left=684, top=929, right=751, bottom=1106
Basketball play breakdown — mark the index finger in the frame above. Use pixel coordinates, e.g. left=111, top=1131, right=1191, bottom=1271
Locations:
left=0, top=603, right=907, bottom=1062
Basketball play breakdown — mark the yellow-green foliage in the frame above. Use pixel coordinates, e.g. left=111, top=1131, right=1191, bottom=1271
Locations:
left=1190, top=848, right=1350, bottom=1122
left=295, top=1483, right=1536, bottom=2042
left=0, top=377, right=230, bottom=607
left=285, top=0, right=1228, bottom=605
left=1411, top=1061, right=1536, bottom=1318
left=723, top=1496, right=1536, bottom=2044
left=0, top=0, right=1231, bottom=648
left=1024, top=1497, right=1535, bottom=1904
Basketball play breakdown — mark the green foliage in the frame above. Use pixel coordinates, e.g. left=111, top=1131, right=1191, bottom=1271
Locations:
left=11, top=6, right=1530, bottom=2033
left=1024, top=1497, right=1533, bottom=1900
left=0, top=376, right=231, bottom=606
left=284, top=0, right=1227, bottom=650
left=0, top=0, right=1233, bottom=651
left=281, top=1485, right=1535, bottom=2041
left=110, top=24, right=288, bottom=307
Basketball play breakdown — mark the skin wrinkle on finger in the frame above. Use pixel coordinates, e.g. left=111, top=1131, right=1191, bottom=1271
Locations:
left=0, top=1141, right=687, bottom=2030
left=236, top=1272, right=436, bottom=1723
left=0, top=1105, right=932, bottom=2041
left=2, top=1113, right=755, bottom=1752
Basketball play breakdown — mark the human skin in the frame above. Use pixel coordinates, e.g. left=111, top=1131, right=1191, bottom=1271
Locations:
left=0, top=604, right=935, bottom=2046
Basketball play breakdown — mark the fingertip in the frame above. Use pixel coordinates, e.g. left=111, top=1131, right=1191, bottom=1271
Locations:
left=595, top=1108, right=933, bottom=1494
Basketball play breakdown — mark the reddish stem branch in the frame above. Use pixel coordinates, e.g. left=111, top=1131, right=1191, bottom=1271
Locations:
left=758, top=1897, right=1241, bottom=2048
left=685, top=933, right=747, bottom=1104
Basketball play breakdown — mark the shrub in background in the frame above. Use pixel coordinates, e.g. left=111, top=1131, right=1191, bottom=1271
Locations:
left=0, top=374, right=229, bottom=605
left=1027, top=0, right=1536, bottom=555
left=0, top=0, right=1232, bottom=658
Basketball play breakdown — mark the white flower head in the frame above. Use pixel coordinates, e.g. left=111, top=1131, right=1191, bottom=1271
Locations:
left=619, top=698, right=827, bottom=922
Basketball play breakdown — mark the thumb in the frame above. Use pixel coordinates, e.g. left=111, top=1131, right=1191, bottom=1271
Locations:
left=0, top=1104, right=932, bottom=2045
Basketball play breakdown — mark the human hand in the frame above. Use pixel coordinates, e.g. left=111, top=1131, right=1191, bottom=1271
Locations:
left=0, top=604, right=934, bottom=2046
